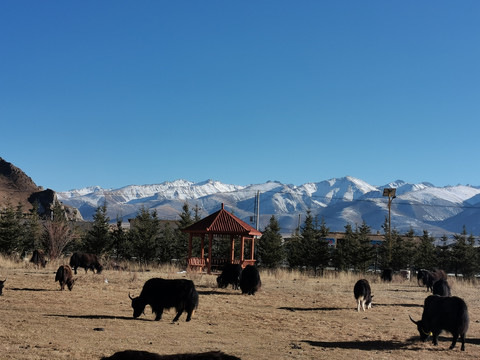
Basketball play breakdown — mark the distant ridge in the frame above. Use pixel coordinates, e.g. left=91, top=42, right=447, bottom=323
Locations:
left=57, top=177, right=480, bottom=238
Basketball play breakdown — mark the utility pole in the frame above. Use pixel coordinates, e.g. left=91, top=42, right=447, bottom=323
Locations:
left=383, top=188, right=396, bottom=265
left=255, top=190, right=260, bottom=231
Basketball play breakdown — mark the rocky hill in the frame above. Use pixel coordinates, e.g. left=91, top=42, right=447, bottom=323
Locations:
left=0, top=157, right=82, bottom=220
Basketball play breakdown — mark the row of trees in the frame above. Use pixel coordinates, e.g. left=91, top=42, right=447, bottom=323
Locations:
left=258, top=210, right=479, bottom=278
left=1, top=201, right=479, bottom=277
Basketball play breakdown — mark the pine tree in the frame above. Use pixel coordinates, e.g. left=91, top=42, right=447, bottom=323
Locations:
left=332, top=224, right=355, bottom=271
left=0, top=202, right=24, bottom=254
left=258, top=215, right=285, bottom=268
left=173, top=203, right=194, bottom=260
left=157, top=222, right=176, bottom=263
left=415, top=230, right=437, bottom=270
left=25, top=202, right=43, bottom=251
left=451, top=226, right=477, bottom=279
left=83, top=203, right=111, bottom=255
left=128, top=207, right=161, bottom=264
left=111, top=217, right=130, bottom=260
left=355, top=221, right=374, bottom=273
left=436, top=234, right=450, bottom=272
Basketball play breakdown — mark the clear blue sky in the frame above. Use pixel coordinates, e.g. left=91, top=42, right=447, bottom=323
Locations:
left=1, top=1, right=479, bottom=191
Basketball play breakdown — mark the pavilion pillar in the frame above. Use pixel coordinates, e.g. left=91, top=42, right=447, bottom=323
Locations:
left=250, top=237, right=255, bottom=260
left=188, top=233, right=193, bottom=258
left=200, top=234, right=205, bottom=259
left=230, top=235, right=235, bottom=264
left=240, top=236, right=245, bottom=264
left=207, top=234, right=213, bottom=274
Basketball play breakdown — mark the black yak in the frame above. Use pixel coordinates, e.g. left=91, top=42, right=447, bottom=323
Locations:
left=129, top=278, right=198, bottom=322
left=217, top=263, right=242, bottom=290
left=354, top=279, right=373, bottom=312
left=0, top=278, right=5, bottom=296
left=101, top=350, right=241, bottom=360
left=432, top=278, right=451, bottom=297
left=410, top=295, right=469, bottom=351
left=240, top=265, right=261, bottom=295
left=69, top=252, right=103, bottom=274
left=381, top=268, right=393, bottom=282
left=55, top=265, right=76, bottom=291
left=419, top=269, right=447, bottom=292
left=30, top=249, right=47, bottom=268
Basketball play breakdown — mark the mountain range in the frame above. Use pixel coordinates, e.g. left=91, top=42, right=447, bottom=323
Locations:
left=57, top=178, right=480, bottom=238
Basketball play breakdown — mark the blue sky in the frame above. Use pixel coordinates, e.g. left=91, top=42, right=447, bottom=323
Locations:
left=1, top=1, right=479, bottom=191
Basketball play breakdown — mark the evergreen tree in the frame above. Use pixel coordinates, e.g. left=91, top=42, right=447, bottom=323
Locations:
left=173, top=203, right=194, bottom=260
left=300, top=211, right=329, bottom=275
left=391, top=228, right=416, bottom=270
left=436, top=234, right=451, bottom=271
left=355, top=221, right=374, bottom=272
left=332, top=224, right=356, bottom=271
left=415, top=230, right=437, bottom=270
left=25, top=202, right=43, bottom=251
left=111, top=217, right=130, bottom=260
left=128, top=207, right=161, bottom=263
left=285, top=232, right=303, bottom=269
left=451, top=226, right=477, bottom=278
left=378, top=217, right=392, bottom=269
left=83, top=203, right=111, bottom=254
left=0, top=202, right=24, bottom=254
left=258, top=215, right=285, bottom=268
left=157, top=222, right=176, bottom=263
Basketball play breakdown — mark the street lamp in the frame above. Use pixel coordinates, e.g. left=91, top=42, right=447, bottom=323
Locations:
left=383, top=188, right=396, bottom=264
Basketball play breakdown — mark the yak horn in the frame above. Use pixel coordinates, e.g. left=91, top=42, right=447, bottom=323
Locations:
left=409, top=315, right=418, bottom=325
left=128, top=292, right=134, bottom=300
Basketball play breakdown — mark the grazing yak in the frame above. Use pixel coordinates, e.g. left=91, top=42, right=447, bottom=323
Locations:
left=354, top=279, right=373, bottom=312
left=410, top=295, right=469, bottom=351
left=30, top=249, right=47, bottom=268
left=55, top=265, right=76, bottom=291
left=418, top=269, right=447, bottom=292
left=129, top=278, right=198, bottom=322
left=432, top=278, right=451, bottom=297
left=240, top=265, right=261, bottom=295
left=101, top=350, right=241, bottom=360
left=0, top=278, right=6, bottom=295
left=217, top=263, right=242, bottom=290
left=69, top=252, right=103, bottom=274
left=381, top=268, right=393, bottom=282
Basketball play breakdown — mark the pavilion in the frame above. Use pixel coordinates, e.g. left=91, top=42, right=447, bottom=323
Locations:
left=182, top=203, right=262, bottom=274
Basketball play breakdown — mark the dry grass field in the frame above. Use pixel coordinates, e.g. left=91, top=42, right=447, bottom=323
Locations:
left=1, top=257, right=480, bottom=360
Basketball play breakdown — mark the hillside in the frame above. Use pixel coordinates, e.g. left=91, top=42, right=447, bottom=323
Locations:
left=0, top=157, right=82, bottom=220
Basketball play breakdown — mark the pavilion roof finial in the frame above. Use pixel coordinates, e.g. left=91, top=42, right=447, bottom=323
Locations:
left=221, top=203, right=224, bottom=209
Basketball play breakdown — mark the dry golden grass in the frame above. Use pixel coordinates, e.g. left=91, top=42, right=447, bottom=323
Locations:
left=1, top=256, right=480, bottom=359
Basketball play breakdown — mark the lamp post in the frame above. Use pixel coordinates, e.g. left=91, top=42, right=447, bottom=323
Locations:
left=383, top=188, right=396, bottom=265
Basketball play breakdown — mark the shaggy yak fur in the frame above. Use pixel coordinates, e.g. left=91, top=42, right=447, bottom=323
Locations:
left=129, top=278, right=199, bottom=322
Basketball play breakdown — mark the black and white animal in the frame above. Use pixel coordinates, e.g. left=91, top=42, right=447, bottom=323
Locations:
left=381, top=268, right=393, bottom=282
left=354, top=279, right=373, bottom=312
left=432, top=278, right=451, bottom=297
left=69, top=252, right=103, bottom=274
left=0, top=278, right=6, bottom=295
left=217, top=264, right=242, bottom=290
left=55, top=265, right=76, bottom=291
left=239, top=265, right=261, bottom=295
left=129, top=278, right=198, bottom=322
left=410, top=295, right=469, bottom=351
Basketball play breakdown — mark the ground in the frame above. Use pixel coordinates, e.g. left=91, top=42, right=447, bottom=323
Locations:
left=1, top=260, right=479, bottom=359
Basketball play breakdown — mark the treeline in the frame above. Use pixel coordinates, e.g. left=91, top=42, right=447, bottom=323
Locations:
left=0, top=202, right=478, bottom=277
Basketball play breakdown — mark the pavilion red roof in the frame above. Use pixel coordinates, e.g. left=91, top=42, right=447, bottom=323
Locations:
left=182, top=203, right=262, bottom=236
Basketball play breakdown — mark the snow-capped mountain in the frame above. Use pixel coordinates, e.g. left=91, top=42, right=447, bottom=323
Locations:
left=57, top=177, right=480, bottom=238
